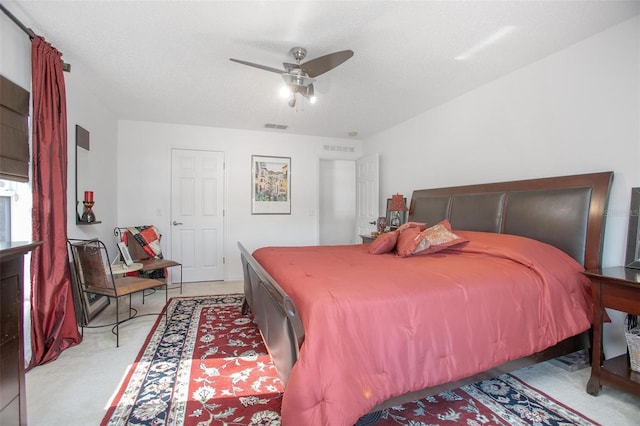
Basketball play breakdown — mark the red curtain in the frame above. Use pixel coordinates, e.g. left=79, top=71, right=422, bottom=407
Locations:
left=29, top=35, right=81, bottom=368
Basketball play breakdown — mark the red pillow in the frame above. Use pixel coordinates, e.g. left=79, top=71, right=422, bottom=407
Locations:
left=397, top=222, right=427, bottom=233
left=368, top=231, right=399, bottom=254
left=395, top=227, right=423, bottom=257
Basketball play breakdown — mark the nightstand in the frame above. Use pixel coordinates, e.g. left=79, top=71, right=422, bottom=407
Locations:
left=582, top=267, right=640, bottom=397
left=360, top=235, right=376, bottom=244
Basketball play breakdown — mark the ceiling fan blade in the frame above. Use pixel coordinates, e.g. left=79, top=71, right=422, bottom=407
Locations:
left=300, top=50, right=354, bottom=78
left=229, top=58, right=285, bottom=74
left=282, top=62, right=300, bottom=73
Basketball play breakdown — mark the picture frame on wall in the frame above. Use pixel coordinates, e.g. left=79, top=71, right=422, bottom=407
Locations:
left=626, top=187, right=640, bottom=268
left=251, top=155, right=291, bottom=214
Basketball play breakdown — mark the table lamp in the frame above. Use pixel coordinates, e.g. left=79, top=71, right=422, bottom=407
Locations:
left=389, top=194, right=408, bottom=228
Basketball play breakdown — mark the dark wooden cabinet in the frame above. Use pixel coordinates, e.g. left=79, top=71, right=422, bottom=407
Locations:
left=582, top=267, right=640, bottom=398
left=0, top=241, right=41, bottom=426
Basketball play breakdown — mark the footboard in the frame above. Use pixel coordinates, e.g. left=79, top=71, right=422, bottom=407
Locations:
left=238, top=242, right=304, bottom=385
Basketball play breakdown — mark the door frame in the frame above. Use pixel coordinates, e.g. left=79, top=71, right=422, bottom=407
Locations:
left=316, top=153, right=378, bottom=245
left=317, top=158, right=357, bottom=245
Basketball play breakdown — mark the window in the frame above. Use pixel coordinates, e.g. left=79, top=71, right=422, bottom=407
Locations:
left=0, top=179, right=31, bottom=243
left=0, top=195, right=9, bottom=242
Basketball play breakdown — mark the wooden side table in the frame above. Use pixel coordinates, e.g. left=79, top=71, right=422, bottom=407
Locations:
left=360, top=235, right=376, bottom=244
left=582, top=267, right=640, bottom=397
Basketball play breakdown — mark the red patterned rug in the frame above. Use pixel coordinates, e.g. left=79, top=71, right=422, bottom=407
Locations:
left=101, top=294, right=599, bottom=426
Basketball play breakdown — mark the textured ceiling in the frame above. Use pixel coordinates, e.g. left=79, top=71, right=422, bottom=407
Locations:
left=4, top=1, right=639, bottom=139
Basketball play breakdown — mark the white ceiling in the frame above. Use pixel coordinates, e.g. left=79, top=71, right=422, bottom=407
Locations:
left=4, top=1, right=639, bottom=140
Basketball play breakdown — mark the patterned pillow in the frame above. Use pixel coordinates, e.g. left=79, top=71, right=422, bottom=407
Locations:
left=413, top=222, right=467, bottom=255
left=434, top=218, right=453, bottom=231
left=396, top=220, right=466, bottom=257
left=369, top=231, right=399, bottom=254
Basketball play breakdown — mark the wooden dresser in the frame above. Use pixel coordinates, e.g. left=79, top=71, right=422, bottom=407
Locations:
left=1, top=241, right=41, bottom=426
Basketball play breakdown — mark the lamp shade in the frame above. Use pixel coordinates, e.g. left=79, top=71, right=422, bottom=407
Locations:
left=389, top=194, right=408, bottom=211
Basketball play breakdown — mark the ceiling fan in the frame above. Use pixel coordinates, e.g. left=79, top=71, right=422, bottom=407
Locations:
left=230, top=47, right=354, bottom=108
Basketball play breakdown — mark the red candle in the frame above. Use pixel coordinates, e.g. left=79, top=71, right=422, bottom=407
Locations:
left=84, top=191, right=93, bottom=202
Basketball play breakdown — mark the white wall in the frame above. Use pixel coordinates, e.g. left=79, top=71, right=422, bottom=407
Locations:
left=116, top=121, right=362, bottom=280
left=363, top=16, right=640, bottom=357
left=0, top=12, right=30, bottom=88
left=64, top=61, right=119, bottom=257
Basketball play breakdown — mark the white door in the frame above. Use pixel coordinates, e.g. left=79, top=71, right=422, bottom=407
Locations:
left=355, top=153, right=379, bottom=240
left=170, top=149, right=224, bottom=282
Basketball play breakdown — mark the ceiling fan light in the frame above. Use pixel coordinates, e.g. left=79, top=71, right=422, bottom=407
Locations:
left=309, top=96, right=317, bottom=104
left=279, top=85, right=292, bottom=98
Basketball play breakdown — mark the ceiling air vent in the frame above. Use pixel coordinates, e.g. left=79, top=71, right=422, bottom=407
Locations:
left=323, top=145, right=355, bottom=153
left=264, top=123, right=288, bottom=130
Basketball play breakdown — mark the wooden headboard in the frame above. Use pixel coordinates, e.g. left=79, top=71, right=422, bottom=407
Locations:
left=408, top=171, right=613, bottom=270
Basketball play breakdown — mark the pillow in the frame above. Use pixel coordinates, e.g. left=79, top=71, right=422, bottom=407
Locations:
left=368, top=231, right=399, bottom=254
left=437, top=219, right=453, bottom=231
left=413, top=222, right=467, bottom=255
left=396, top=220, right=466, bottom=257
left=395, top=227, right=424, bottom=257
left=397, top=221, right=427, bottom=233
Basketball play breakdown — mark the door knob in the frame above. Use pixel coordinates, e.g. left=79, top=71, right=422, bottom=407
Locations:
left=172, top=220, right=183, bottom=226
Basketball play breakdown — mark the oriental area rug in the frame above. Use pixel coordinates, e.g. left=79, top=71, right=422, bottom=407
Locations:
left=101, top=295, right=599, bottom=426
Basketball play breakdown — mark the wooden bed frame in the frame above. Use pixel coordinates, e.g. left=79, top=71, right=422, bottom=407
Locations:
left=238, top=171, right=613, bottom=419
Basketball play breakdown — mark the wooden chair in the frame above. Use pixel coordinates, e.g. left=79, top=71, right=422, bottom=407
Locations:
left=67, top=238, right=167, bottom=347
left=114, top=226, right=182, bottom=295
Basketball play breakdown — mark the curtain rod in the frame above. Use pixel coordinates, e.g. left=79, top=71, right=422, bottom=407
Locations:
left=0, top=2, right=71, bottom=72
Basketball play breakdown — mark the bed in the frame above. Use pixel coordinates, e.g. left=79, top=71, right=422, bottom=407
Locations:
left=238, top=171, right=613, bottom=425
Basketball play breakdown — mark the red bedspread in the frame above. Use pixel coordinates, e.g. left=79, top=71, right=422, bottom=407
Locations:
left=252, top=231, right=593, bottom=426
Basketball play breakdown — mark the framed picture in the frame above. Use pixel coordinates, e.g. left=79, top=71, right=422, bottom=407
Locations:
left=386, top=197, right=407, bottom=229
left=251, top=155, right=291, bottom=214
left=117, top=241, right=134, bottom=266
left=69, top=260, right=109, bottom=325
left=81, top=291, right=110, bottom=324
left=626, top=187, right=640, bottom=268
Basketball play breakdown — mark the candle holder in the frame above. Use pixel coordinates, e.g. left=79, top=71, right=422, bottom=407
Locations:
left=81, top=200, right=96, bottom=223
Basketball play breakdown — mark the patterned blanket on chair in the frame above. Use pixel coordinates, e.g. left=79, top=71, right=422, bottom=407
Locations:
left=126, top=226, right=164, bottom=259
left=124, top=225, right=166, bottom=279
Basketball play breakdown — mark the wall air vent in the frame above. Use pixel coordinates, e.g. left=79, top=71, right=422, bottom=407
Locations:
left=264, top=123, right=288, bottom=130
left=323, top=145, right=355, bottom=153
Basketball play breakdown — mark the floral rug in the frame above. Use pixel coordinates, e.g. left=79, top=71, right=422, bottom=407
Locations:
left=101, top=295, right=599, bottom=426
